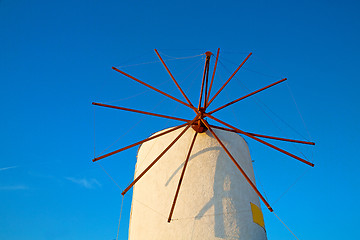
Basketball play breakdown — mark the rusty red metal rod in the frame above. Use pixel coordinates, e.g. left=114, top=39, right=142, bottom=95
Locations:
left=201, top=119, right=273, bottom=212
left=168, top=131, right=198, bottom=222
left=121, top=115, right=200, bottom=196
left=207, top=52, right=252, bottom=107
left=206, top=48, right=220, bottom=107
left=205, top=114, right=315, bottom=167
left=93, top=123, right=189, bottom=162
left=209, top=125, right=315, bottom=145
left=92, top=102, right=189, bottom=122
left=204, top=59, right=210, bottom=108
left=112, top=67, right=198, bottom=113
left=154, top=49, right=195, bottom=111
left=208, top=78, right=287, bottom=114
left=198, top=53, right=211, bottom=109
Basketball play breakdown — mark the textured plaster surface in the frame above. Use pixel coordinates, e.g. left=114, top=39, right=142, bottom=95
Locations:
left=128, top=127, right=267, bottom=240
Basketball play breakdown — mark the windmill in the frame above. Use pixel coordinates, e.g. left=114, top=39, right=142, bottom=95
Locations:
left=92, top=49, right=315, bottom=239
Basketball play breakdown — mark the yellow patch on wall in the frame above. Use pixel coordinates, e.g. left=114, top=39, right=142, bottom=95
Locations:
left=250, top=202, right=265, bottom=229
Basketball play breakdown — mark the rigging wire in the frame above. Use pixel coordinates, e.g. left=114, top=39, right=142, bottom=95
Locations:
left=103, top=55, right=204, bottom=106
left=95, top=109, right=125, bottom=239
left=96, top=162, right=123, bottom=191
left=217, top=59, right=312, bottom=160
left=219, top=55, right=282, bottom=80
left=135, top=57, right=204, bottom=170
left=286, top=82, right=313, bottom=142
left=218, top=59, right=310, bottom=142
left=219, top=72, right=274, bottom=205
left=217, top=60, right=311, bottom=163
left=115, top=53, right=204, bottom=69
left=273, top=167, right=311, bottom=205
left=156, top=51, right=205, bottom=60
left=273, top=212, right=301, bottom=240
left=95, top=96, right=168, bottom=156
left=102, top=79, right=170, bottom=104
left=214, top=58, right=313, bottom=206
left=116, top=196, right=125, bottom=240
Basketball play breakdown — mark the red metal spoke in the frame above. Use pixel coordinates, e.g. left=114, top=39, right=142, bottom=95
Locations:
left=154, top=49, right=195, bottom=110
left=206, top=48, right=220, bottom=107
left=121, top=115, right=200, bottom=196
left=208, top=78, right=287, bottom=114
left=93, top=123, right=189, bottom=162
left=198, top=53, right=211, bottom=109
left=204, top=59, right=210, bottom=108
left=205, top=114, right=315, bottom=167
left=112, top=67, right=198, bottom=113
left=201, top=119, right=273, bottom=212
left=209, top=125, right=315, bottom=145
left=207, top=52, right=252, bottom=107
left=168, top=131, right=198, bottom=222
left=92, top=102, right=189, bottom=122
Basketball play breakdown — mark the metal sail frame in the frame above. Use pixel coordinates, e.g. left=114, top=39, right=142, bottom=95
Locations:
left=93, top=48, right=315, bottom=222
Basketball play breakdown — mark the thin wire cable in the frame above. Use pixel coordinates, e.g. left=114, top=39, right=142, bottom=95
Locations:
left=215, top=60, right=313, bottom=202
left=116, top=53, right=204, bottom=68
left=273, top=167, right=310, bottom=204
left=116, top=60, right=162, bottom=68
left=172, top=208, right=250, bottom=221
left=217, top=60, right=311, bottom=157
left=96, top=162, right=123, bottom=191
left=94, top=98, right=173, bottom=229
left=229, top=64, right=313, bottom=162
left=98, top=160, right=168, bottom=220
left=220, top=55, right=281, bottom=79
left=156, top=51, right=204, bottom=60
left=135, top=57, right=204, bottom=169
left=131, top=197, right=168, bottom=219
left=162, top=57, right=205, bottom=129
left=221, top=80, right=270, bottom=203
left=102, top=79, right=170, bottom=104
left=104, top=57, right=204, bottom=107
left=172, top=55, right=205, bottom=83
left=218, top=59, right=308, bottom=138
left=273, top=212, right=301, bottom=240
left=97, top=97, right=168, bottom=156
left=116, top=196, right=124, bottom=240
left=286, top=82, right=313, bottom=141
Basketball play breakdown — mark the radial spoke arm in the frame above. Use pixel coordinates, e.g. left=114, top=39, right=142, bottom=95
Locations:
left=207, top=52, right=252, bottom=107
left=112, top=67, right=198, bottom=112
left=92, top=123, right=189, bottom=162
left=206, top=48, right=220, bottom=107
left=92, top=102, right=190, bottom=122
left=121, top=115, right=200, bottom=196
left=205, top=114, right=315, bottom=167
left=154, top=49, right=195, bottom=111
left=168, top=131, right=198, bottom=222
left=201, top=119, right=273, bottom=212
left=198, top=56, right=209, bottom=109
left=208, top=78, right=287, bottom=114
left=209, top=125, right=315, bottom=145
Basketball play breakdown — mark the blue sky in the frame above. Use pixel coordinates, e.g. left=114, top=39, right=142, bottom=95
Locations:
left=1, top=0, right=359, bottom=239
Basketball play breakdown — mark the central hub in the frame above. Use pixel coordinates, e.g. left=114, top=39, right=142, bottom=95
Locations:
left=192, top=107, right=208, bottom=133
left=192, top=119, right=208, bottom=133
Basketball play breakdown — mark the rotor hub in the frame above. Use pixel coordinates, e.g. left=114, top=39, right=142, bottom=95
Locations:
left=192, top=107, right=208, bottom=133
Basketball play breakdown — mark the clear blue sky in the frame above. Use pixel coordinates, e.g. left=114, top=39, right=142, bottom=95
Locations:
left=1, top=0, right=359, bottom=239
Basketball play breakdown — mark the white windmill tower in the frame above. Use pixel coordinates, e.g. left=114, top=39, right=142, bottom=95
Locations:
left=92, top=49, right=315, bottom=239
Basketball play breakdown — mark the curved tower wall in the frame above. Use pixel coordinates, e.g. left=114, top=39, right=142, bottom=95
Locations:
left=128, top=127, right=267, bottom=240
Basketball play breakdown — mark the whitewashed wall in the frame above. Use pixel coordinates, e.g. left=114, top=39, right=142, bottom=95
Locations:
left=128, top=126, right=267, bottom=240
